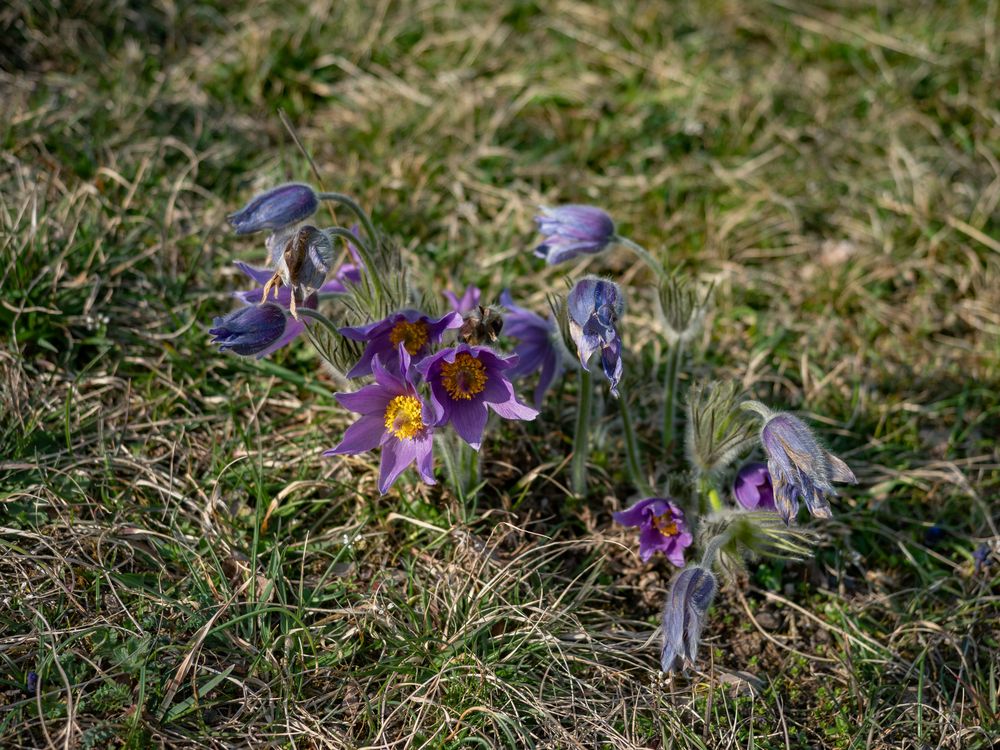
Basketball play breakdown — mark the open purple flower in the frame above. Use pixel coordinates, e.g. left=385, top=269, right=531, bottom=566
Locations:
left=340, top=310, right=461, bottom=379
left=443, top=285, right=482, bottom=315
left=733, top=462, right=776, bottom=511
left=660, top=566, right=717, bottom=672
left=533, top=205, right=616, bottom=265
left=227, top=183, right=319, bottom=235
left=743, top=402, right=858, bottom=524
left=416, top=344, right=538, bottom=450
left=613, top=498, right=693, bottom=566
left=567, top=276, right=625, bottom=397
left=500, top=290, right=563, bottom=408
left=324, top=347, right=435, bottom=494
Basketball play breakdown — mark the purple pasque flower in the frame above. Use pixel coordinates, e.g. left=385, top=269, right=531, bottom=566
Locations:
left=324, top=346, right=435, bottom=494
left=612, top=497, right=693, bottom=566
left=227, top=183, right=319, bottom=235
left=733, top=462, right=776, bottom=511
left=416, top=344, right=538, bottom=450
left=499, top=290, right=563, bottom=408
left=340, top=310, right=462, bottom=379
left=533, top=205, right=616, bottom=265
left=443, top=284, right=481, bottom=315
left=742, top=401, right=857, bottom=525
left=210, top=302, right=296, bottom=358
left=567, top=276, right=625, bottom=397
left=660, top=566, right=717, bottom=672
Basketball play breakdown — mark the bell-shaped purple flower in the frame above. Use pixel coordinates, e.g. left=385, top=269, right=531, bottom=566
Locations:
left=567, top=276, right=625, bottom=397
left=533, top=205, right=616, bottom=265
left=660, top=566, right=717, bottom=672
left=743, top=402, right=857, bottom=525
left=612, top=497, right=693, bottom=566
left=416, top=344, right=538, bottom=450
left=324, top=347, right=436, bottom=494
left=499, top=290, right=563, bottom=408
left=210, top=303, right=293, bottom=358
left=733, top=462, right=776, bottom=511
left=227, top=183, right=319, bottom=235
left=340, top=310, right=462, bottom=379
left=443, top=285, right=482, bottom=315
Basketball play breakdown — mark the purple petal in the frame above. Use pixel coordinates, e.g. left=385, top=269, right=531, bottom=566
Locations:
left=324, top=414, right=385, bottom=455
left=612, top=497, right=662, bottom=527
left=378, top=437, right=419, bottom=494
left=448, top=399, right=489, bottom=451
left=335, top=383, right=395, bottom=414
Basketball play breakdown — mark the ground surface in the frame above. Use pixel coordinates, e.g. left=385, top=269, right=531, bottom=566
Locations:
left=2, top=1, right=999, bottom=748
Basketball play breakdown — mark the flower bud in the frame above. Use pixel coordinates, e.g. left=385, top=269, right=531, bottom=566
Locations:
left=227, top=183, right=319, bottom=235
left=660, top=566, right=716, bottom=672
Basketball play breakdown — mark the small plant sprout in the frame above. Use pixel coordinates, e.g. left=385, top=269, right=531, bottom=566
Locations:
left=685, top=380, right=757, bottom=510
left=741, top=401, right=857, bottom=524
left=658, top=272, right=712, bottom=452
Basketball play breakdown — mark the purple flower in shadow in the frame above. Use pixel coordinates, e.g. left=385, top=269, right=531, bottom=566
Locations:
left=227, top=183, right=318, bottom=235
left=416, top=344, right=538, bottom=450
left=533, top=205, right=616, bottom=265
left=733, top=462, right=776, bottom=511
left=743, top=402, right=857, bottom=525
left=499, top=290, right=563, bottom=408
left=340, top=310, right=461, bottom=379
left=612, top=497, right=693, bottom=566
left=324, top=347, right=435, bottom=494
left=660, top=566, right=717, bottom=672
left=443, top=285, right=482, bottom=315
left=567, top=276, right=625, bottom=397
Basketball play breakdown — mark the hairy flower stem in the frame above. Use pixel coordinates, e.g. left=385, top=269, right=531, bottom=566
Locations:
left=662, top=340, right=684, bottom=454
left=615, top=236, right=669, bottom=281
left=295, top=307, right=342, bottom=338
left=618, top=385, right=651, bottom=495
left=700, top=526, right=735, bottom=570
left=317, top=194, right=386, bottom=304
left=571, top=369, right=593, bottom=497
left=696, top=474, right=724, bottom=516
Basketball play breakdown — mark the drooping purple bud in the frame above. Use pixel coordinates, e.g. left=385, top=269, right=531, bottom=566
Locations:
left=733, top=462, right=776, bottom=511
left=25, top=671, right=38, bottom=694
left=533, top=205, right=616, bottom=265
left=743, top=402, right=857, bottom=525
left=660, top=566, right=717, bottom=672
left=209, top=303, right=290, bottom=358
left=227, top=183, right=319, bottom=235
left=567, top=276, right=625, bottom=397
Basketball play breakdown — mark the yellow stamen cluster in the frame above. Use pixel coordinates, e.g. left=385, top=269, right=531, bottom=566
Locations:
left=652, top=511, right=679, bottom=537
left=389, top=320, right=429, bottom=355
left=440, top=353, right=488, bottom=400
left=383, top=395, right=425, bottom=440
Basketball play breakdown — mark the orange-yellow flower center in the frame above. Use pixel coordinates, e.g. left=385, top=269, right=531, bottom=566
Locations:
left=652, top=510, right=679, bottom=537
left=383, top=395, right=425, bottom=440
left=439, top=353, right=488, bottom=400
left=389, top=320, right=429, bottom=355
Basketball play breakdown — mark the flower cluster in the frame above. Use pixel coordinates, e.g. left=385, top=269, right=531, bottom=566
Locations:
left=209, top=183, right=862, bottom=677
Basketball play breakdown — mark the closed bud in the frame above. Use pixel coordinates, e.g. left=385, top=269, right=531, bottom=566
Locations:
left=227, top=183, right=318, bottom=235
